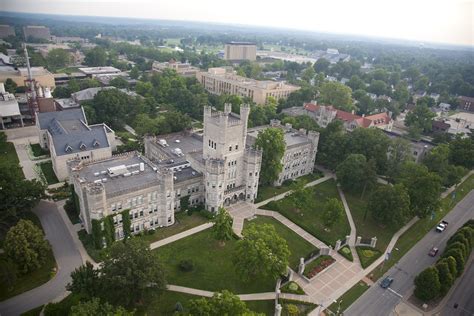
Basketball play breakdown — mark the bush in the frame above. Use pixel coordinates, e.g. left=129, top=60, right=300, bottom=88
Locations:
left=178, top=259, right=194, bottom=272
left=280, top=281, right=305, bottom=295
left=414, top=267, right=441, bottom=301
left=356, top=246, right=382, bottom=269
left=338, top=245, right=354, bottom=262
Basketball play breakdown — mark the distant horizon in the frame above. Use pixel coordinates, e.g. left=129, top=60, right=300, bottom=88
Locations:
left=1, top=0, right=472, bottom=47
left=0, top=10, right=472, bottom=52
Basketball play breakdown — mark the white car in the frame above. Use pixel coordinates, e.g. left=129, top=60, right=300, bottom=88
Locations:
left=436, top=221, right=448, bottom=232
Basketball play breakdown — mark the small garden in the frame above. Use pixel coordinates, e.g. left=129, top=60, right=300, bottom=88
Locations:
left=245, top=216, right=319, bottom=270
left=37, top=161, right=59, bottom=185
left=356, top=246, right=382, bottom=269
left=47, top=183, right=71, bottom=201
left=338, top=245, right=354, bottom=262
left=262, top=179, right=350, bottom=246
left=280, top=281, right=305, bottom=295
left=303, top=255, right=335, bottom=279
left=279, top=298, right=317, bottom=316
left=30, top=143, right=49, bottom=157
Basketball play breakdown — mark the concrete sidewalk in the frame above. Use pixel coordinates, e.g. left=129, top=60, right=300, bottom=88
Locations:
left=337, top=186, right=356, bottom=246
left=150, top=222, right=214, bottom=250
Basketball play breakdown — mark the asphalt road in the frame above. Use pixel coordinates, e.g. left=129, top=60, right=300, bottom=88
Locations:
left=345, top=190, right=474, bottom=316
left=442, top=257, right=474, bottom=316
left=0, top=200, right=83, bottom=316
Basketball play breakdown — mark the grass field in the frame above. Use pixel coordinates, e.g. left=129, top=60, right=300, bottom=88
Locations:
left=370, top=174, right=474, bottom=281
left=0, top=248, right=56, bottom=301
left=37, top=161, right=59, bottom=185
left=155, top=229, right=276, bottom=294
left=356, top=246, right=383, bottom=269
left=326, top=281, right=370, bottom=314
left=30, top=143, right=49, bottom=157
left=0, top=135, right=20, bottom=165
left=245, top=216, right=319, bottom=270
left=256, top=171, right=323, bottom=203
left=344, top=186, right=397, bottom=252
left=262, top=179, right=350, bottom=246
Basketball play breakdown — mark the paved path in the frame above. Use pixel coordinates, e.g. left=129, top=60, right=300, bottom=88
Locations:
left=441, top=170, right=473, bottom=199
left=337, top=186, right=356, bottom=246
left=150, top=223, right=214, bottom=250
left=345, top=191, right=474, bottom=316
left=0, top=201, right=83, bottom=316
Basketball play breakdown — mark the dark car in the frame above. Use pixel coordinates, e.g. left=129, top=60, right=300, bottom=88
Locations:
left=429, top=247, right=439, bottom=257
left=380, top=277, right=394, bottom=289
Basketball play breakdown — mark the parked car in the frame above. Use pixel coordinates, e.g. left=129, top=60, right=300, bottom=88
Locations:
left=436, top=220, right=449, bottom=232
left=429, top=247, right=439, bottom=257
left=380, top=276, right=394, bottom=289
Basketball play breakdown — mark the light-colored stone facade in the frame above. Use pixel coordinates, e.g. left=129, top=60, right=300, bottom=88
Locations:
left=224, top=42, right=257, bottom=61
left=152, top=60, right=200, bottom=77
left=247, top=120, right=320, bottom=186
left=196, top=67, right=300, bottom=105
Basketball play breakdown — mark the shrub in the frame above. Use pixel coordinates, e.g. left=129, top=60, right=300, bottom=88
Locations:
left=280, top=281, right=305, bottom=295
left=414, top=267, right=441, bottom=301
left=178, top=259, right=194, bottom=272
left=356, top=246, right=382, bottom=269
left=338, top=245, right=354, bottom=262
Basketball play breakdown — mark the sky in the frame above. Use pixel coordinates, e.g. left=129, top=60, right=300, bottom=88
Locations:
left=2, top=0, right=473, bottom=46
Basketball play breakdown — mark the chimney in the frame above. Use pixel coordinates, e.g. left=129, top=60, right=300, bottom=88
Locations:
left=44, top=87, right=52, bottom=98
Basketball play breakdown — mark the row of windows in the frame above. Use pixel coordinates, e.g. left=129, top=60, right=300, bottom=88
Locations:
left=208, top=139, right=217, bottom=150
left=228, top=144, right=239, bottom=152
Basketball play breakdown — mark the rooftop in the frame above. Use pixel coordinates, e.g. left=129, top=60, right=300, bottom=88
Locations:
left=78, top=66, right=121, bottom=75
left=55, top=98, right=80, bottom=109
left=226, top=42, right=256, bottom=45
left=148, top=132, right=203, bottom=165
left=247, top=125, right=312, bottom=149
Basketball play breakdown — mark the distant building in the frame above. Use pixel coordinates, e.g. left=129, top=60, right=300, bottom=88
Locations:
left=458, top=96, right=474, bottom=112
left=23, top=26, right=51, bottom=41
left=310, top=49, right=350, bottom=64
left=152, top=60, right=200, bottom=77
left=78, top=66, right=121, bottom=77
left=432, top=120, right=451, bottom=133
left=0, top=82, right=23, bottom=129
left=196, top=67, right=300, bottom=105
left=0, top=25, right=15, bottom=39
left=383, top=130, right=434, bottom=163
left=247, top=120, right=319, bottom=186
left=36, top=107, right=116, bottom=180
left=224, top=42, right=257, bottom=61
left=0, top=66, right=55, bottom=88
left=54, top=98, right=80, bottom=110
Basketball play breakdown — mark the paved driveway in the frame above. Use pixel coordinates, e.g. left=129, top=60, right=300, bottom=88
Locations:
left=0, top=201, right=83, bottom=316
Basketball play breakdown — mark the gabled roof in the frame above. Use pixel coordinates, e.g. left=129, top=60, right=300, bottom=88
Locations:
left=365, top=112, right=392, bottom=126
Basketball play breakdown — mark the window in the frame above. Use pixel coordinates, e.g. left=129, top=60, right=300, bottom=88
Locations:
left=235, top=145, right=238, bottom=150
left=139, top=210, right=144, bottom=217
left=117, top=202, right=122, bottom=210
left=249, top=172, right=252, bottom=176
left=134, top=212, right=138, bottom=219
left=229, top=146, right=232, bottom=151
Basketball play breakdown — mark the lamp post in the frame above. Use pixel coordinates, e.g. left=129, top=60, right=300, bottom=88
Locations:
left=337, top=299, right=343, bottom=315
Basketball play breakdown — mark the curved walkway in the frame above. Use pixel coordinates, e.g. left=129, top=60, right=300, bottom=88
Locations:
left=0, top=201, right=84, bottom=316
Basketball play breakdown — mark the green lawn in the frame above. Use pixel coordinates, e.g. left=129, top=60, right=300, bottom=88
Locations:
left=245, top=216, right=319, bottom=270
left=370, top=174, right=474, bottom=281
left=0, top=136, right=20, bottom=165
left=338, top=245, right=354, bottom=262
left=30, top=143, right=49, bottom=157
left=0, top=248, right=56, bottom=301
left=262, top=179, right=350, bottom=246
left=356, top=246, right=382, bottom=269
left=344, top=187, right=397, bottom=252
left=255, top=171, right=323, bottom=203
left=37, top=161, right=59, bottom=185
left=327, top=281, right=370, bottom=314
left=140, top=212, right=209, bottom=244
left=155, top=229, right=276, bottom=294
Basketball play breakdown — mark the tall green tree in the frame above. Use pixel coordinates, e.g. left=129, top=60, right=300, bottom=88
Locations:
left=316, top=120, right=348, bottom=170
left=189, top=290, right=263, bottom=316
left=346, top=128, right=390, bottom=174
left=448, top=136, right=474, bottom=169
left=435, top=261, right=454, bottom=296
left=4, top=78, right=17, bottom=93
left=212, top=207, right=234, bottom=245
left=69, top=298, right=134, bottom=316
left=322, top=198, right=344, bottom=227
left=46, top=48, right=71, bottom=71
left=100, top=239, right=166, bottom=306
left=4, top=219, right=51, bottom=274
left=313, top=58, right=330, bottom=73
left=414, top=267, right=441, bottom=301
left=67, top=261, right=101, bottom=298
left=386, top=138, right=412, bottom=182
left=336, top=154, right=377, bottom=195
left=234, top=223, right=290, bottom=281
left=368, top=184, right=411, bottom=227
left=319, top=81, right=354, bottom=111
left=254, top=128, right=286, bottom=185
left=441, top=248, right=465, bottom=277
left=85, top=46, right=107, bottom=66
left=405, top=104, right=436, bottom=133
left=397, top=162, right=442, bottom=218
left=423, top=144, right=465, bottom=187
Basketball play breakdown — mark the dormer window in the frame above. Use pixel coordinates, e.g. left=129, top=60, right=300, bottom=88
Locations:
left=93, top=140, right=100, bottom=147
left=65, top=144, right=73, bottom=153
left=79, top=142, right=87, bottom=151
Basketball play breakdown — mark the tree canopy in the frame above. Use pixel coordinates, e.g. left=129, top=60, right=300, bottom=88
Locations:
left=319, top=81, right=354, bottom=111
left=189, top=290, right=263, bottom=316
left=336, top=154, right=377, bottom=195
left=212, top=207, right=234, bottom=244
left=254, top=127, right=286, bottom=185
left=368, top=184, right=411, bottom=228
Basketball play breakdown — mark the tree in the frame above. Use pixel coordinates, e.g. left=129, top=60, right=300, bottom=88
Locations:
left=346, top=128, right=390, bottom=174
left=322, top=198, right=344, bottom=227
left=4, top=219, right=51, bottom=274
left=189, top=290, right=262, bottom=316
left=4, top=78, right=17, bottom=93
left=85, top=46, right=107, bottom=66
left=46, top=48, right=71, bottom=71
left=110, top=76, right=129, bottom=89
left=234, top=223, right=290, bottom=281
left=368, top=184, right=411, bottom=228
left=289, top=180, right=309, bottom=210
left=336, top=154, right=377, bottom=195
left=313, top=58, right=330, bottom=73
left=423, top=144, right=465, bottom=187
left=301, top=66, right=316, bottom=83
left=441, top=256, right=458, bottom=278
left=67, top=261, right=101, bottom=298
left=449, top=136, right=474, bottom=169
left=100, top=238, right=166, bottom=306
left=347, top=75, right=365, bottom=91
left=254, top=128, right=286, bottom=185
left=393, top=82, right=410, bottom=106
left=316, top=120, right=348, bottom=170
left=414, top=267, right=441, bottom=301
left=405, top=104, right=436, bottom=133
left=129, top=66, right=140, bottom=79
left=397, top=162, right=441, bottom=218
left=435, top=261, right=453, bottom=296
left=386, top=138, right=412, bottom=182
left=212, top=207, right=233, bottom=245
left=441, top=248, right=465, bottom=276
left=69, top=298, right=134, bottom=316
left=368, top=80, right=388, bottom=96
left=319, top=81, right=354, bottom=111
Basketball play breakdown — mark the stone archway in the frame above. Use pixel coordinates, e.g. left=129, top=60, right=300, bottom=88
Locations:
left=238, top=192, right=245, bottom=201
left=232, top=194, right=238, bottom=203
left=224, top=198, right=231, bottom=206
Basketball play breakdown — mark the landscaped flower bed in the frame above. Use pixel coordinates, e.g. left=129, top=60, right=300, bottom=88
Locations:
left=356, top=246, right=382, bottom=269
left=280, top=281, right=305, bottom=295
left=303, top=255, right=335, bottom=279
left=338, top=245, right=354, bottom=261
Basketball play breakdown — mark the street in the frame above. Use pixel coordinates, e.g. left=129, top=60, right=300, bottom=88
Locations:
left=345, top=190, right=474, bottom=316
left=0, top=200, right=83, bottom=316
left=442, top=257, right=474, bottom=316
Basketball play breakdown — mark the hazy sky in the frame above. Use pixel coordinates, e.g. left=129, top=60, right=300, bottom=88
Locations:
left=2, top=0, right=473, bottom=46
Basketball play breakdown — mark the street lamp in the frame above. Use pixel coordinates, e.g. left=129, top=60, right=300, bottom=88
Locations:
left=337, top=299, right=343, bottom=315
